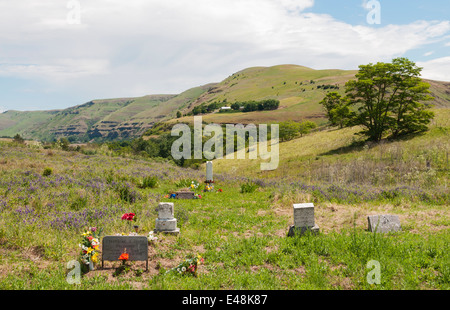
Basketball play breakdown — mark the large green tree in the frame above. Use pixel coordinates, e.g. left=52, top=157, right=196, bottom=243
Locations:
left=321, top=58, right=434, bottom=141
left=344, top=57, right=434, bottom=141
left=319, top=92, right=353, bottom=129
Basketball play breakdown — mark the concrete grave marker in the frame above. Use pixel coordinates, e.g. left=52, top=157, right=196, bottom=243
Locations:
left=154, top=202, right=180, bottom=235
left=206, top=161, right=213, bottom=182
left=176, top=191, right=195, bottom=199
left=367, top=215, right=401, bottom=233
left=102, top=235, right=148, bottom=270
left=288, top=203, right=320, bottom=236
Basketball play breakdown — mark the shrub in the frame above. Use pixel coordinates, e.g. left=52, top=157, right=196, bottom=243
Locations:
left=43, top=167, right=53, bottom=177
left=141, top=176, right=159, bottom=189
left=70, top=196, right=88, bottom=211
left=240, top=181, right=259, bottom=193
left=175, top=179, right=198, bottom=188
left=115, top=183, right=140, bottom=203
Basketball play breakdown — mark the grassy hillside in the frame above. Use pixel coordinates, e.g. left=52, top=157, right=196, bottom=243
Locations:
left=0, top=110, right=59, bottom=138
left=1, top=65, right=449, bottom=142
left=0, top=85, right=212, bottom=142
left=212, top=107, right=450, bottom=201
left=168, top=65, right=450, bottom=127
left=0, top=136, right=448, bottom=290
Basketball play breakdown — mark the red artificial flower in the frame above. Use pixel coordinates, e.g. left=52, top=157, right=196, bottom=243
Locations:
left=218, top=189, right=223, bottom=192
left=118, top=253, right=129, bottom=261
left=121, top=213, right=136, bottom=221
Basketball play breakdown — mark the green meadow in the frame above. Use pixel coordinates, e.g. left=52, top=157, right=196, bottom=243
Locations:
left=0, top=106, right=448, bottom=290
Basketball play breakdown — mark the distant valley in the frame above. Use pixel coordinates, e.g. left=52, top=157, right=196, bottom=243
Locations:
left=1, top=64, right=449, bottom=142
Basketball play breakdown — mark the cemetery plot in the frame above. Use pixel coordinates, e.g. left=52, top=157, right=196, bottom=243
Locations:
left=102, top=236, right=149, bottom=270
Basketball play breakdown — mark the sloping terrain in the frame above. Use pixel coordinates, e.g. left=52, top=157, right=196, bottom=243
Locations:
left=0, top=64, right=449, bottom=141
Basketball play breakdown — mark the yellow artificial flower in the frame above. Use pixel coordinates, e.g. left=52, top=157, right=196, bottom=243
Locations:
left=86, top=247, right=94, bottom=254
left=91, top=253, right=98, bottom=263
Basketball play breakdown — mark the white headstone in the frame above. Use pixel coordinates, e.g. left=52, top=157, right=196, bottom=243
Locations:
left=294, top=203, right=315, bottom=228
left=288, top=203, right=319, bottom=236
left=157, top=202, right=174, bottom=219
left=154, top=202, right=180, bottom=235
left=206, top=161, right=213, bottom=182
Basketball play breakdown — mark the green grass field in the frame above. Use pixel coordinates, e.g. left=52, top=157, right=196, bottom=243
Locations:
left=0, top=111, right=448, bottom=290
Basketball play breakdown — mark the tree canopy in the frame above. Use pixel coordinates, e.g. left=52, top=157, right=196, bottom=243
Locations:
left=320, top=58, right=434, bottom=142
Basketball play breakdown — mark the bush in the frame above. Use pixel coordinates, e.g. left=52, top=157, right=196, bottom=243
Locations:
left=175, top=179, right=198, bottom=189
left=70, top=196, right=88, bottom=211
left=43, top=167, right=53, bottom=177
left=115, top=183, right=140, bottom=203
left=240, top=181, right=259, bottom=193
left=141, top=176, right=159, bottom=189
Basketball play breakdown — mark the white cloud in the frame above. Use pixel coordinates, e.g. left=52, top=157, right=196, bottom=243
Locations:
left=0, top=0, right=449, bottom=99
left=418, top=57, right=450, bottom=82
left=0, top=59, right=110, bottom=80
left=424, top=51, right=435, bottom=57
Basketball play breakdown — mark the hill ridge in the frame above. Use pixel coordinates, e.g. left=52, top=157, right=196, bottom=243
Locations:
left=0, top=64, right=448, bottom=142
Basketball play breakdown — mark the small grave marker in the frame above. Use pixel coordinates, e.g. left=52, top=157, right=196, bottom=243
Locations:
left=154, top=202, right=180, bottom=235
left=102, top=235, right=148, bottom=270
left=176, top=191, right=195, bottom=199
left=288, top=203, right=319, bottom=236
left=367, top=215, right=401, bottom=233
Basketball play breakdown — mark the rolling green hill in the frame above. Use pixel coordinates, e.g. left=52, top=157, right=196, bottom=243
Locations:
left=0, top=85, right=213, bottom=142
left=169, top=65, right=450, bottom=126
left=0, top=64, right=449, bottom=142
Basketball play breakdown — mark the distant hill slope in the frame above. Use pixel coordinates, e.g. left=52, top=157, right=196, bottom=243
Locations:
left=168, top=64, right=450, bottom=126
left=0, top=84, right=213, bottom=142
left=0, top=64, right=449, bottom=142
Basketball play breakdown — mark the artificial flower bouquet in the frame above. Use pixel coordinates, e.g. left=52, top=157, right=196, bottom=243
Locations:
left=79, top=227, right=102, bottom=270
left=122, top=212, right=138, bottom=232
left=190, top=181, right=200, bottom=191
left=147, top=231, right=158, bottom=243
left=167, top=254, right=204, bottom=277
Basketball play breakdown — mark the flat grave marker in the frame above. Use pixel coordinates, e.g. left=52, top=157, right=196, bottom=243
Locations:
left=176, top=191, right=195, bottom=199
left=102, top=235, right=149, bottom=270
left=367, top=215, right=402, bottom=233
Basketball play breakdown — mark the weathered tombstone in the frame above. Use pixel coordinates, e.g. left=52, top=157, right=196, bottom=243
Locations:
left=154, top=202, right=180, bottom=235
left=102, top=235, right=148, bottom=270
left=288, top=203, right=320, bottom=236
left=206, top=161, right=213, bottom=182
left=176, top=191, right=195, bottom=199
left=367, top=215, right=401, bottom=233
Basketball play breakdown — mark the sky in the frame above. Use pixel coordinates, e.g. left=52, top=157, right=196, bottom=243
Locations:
left=0, top=0, right=449, bottom=112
